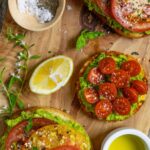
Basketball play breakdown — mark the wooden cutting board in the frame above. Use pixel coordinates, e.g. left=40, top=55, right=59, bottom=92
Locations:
left=0, top=0, right=150, bottom=149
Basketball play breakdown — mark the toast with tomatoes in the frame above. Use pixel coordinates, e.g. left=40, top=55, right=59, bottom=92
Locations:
left=84, top=0, right=150, bottom=38
left=77, top=51, right=148, bottom=121
left=0, top=107, right=92, bottom=150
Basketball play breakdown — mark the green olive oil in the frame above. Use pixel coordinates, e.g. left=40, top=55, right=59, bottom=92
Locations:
left=109, top=135, right=146, bottom=150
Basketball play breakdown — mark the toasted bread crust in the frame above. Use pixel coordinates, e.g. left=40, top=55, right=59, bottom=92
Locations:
left=76, top=51, right=148, bottom=121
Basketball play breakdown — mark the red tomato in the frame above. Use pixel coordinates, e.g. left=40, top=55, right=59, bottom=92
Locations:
left=110, top=69, right=130, bottom=88
left=87, top=67, right=104, bottom=85
left=5, top=118, right=54, bottom=150
left=84, top=88, right=99, bottom=104
left=111, top=0, right=150, bottom=32
left=99, top=83, right=117, bottom=101
left=98, top=57, right=116, bottom=74
left=123, top=87, right=138, bottom=103
left=95, top=0, right=111, bottom=16
left=132, top=80, right=148, bottom=95
left=95, top=99, right=113, bottom=119
left=121, top=60, right=141, bottom=76
left=51, top=145, right=79, bottom=150
left=113, top=97, right=131, bottom=115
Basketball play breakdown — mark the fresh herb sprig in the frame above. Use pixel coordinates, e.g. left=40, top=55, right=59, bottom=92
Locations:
left=76, top=29, right=105, bottom=51
left=24, top=118, right=33, bottom=133
left=0, top=28, right=41, bottom=115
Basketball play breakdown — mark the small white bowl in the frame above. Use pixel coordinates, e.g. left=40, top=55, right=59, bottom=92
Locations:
left=8, top=0, right=66, bottom=31
left=101, top=127, right=150, bottom=150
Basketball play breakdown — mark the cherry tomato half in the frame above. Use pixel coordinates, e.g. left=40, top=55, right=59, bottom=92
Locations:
left=132, top=80, right=148, bottom=95
left=98, top=57, right=116, bottom=74
left=113, top=97, right=131, bottom=115
left=95, top=99, right=113, bottom=119
left=84, top=88, right=99, bottom=104
left=99, top=82, right=117, bottom=101
left=110, top=69, right=130, bottom=88
left=87, top=67, right=104, bottom=85
left=123, top=87, right=138, bottom=103
left=121, top=60, right=141, bottom=77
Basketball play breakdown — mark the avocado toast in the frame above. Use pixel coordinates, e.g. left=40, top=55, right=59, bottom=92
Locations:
left=77, top=51, right=148, bottom=121
left=83, top=0, right=150, bottom=38
left=0, top=107, right=92, bottom=150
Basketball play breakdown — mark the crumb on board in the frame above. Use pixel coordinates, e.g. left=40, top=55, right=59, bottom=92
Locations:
left=64, top=30, right=67, bottom=34
left=66, top=5, right=72, bottom=11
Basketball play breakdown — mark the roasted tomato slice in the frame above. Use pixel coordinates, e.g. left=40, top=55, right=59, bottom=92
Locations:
left=113, top=97, right=131, bottom=115
left=87, top=67, right=104, bottom=85
left=99, top=83, right=117, bottom=101
left=123, top=87, right=138, bottom=103
left=23, top=124, right=87, bottom=149
left=111, top=0, right=150, bottom=32
left=51, top=145, right=80, bottom=150
left=5, top=118, right=54, bottom=150
left=132, top=80, right=148, bottom=95
left=121, top=60, right=141, bottom=76
left=110, top=69, right=130, bottom=88
left=98, top=57, right=116, bottom=74
left=84, top=88, right=99, bottom=104
left=95, top=99, right=112, bottom=119
left=95, top=0, right=111, bottom=16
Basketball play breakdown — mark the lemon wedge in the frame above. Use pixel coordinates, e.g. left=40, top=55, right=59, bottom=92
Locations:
left=29, top=55, right=73, bottom=95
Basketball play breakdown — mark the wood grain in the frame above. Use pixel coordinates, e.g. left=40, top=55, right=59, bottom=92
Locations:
left=0, top=0, right=150, bottom=150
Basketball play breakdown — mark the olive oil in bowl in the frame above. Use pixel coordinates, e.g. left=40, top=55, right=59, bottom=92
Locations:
left=109, top=135, right=147, bottom=150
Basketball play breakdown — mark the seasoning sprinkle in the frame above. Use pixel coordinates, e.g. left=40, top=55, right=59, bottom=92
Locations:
left=17, top=0, right=59, bottom=23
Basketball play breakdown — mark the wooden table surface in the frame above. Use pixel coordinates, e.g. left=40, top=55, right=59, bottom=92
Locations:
left=0, top=0, right=150, bottom=149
